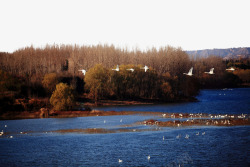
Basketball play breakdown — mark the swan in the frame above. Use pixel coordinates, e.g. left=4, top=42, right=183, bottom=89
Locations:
left=78, top=69, right=86, bottom=75
left=112, top=65, right=119, bottom=71
left=202, top=132, right=205, bottom=135
left=204, top=68, right=215, bottom=74
left=183, top=67, right=193, bottom=76
left=147, top=155, right=150, bottom=161
left=196, top=132, right=199, bottom=135
left=126, top=68, right=134, bottom=72
left=141, top=65, right=149, bottom=72
left=226, top=67, right=235, bottom=71
left=118, top=159, right=123, bottom=163
left=185, top=134, right=189, bottom=139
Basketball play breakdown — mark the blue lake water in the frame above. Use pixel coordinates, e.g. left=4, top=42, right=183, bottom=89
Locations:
left=94, top=88, right=250, bottom=114
left=0, top=88, right=249, bottom=166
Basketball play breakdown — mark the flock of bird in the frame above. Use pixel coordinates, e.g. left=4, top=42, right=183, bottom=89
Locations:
left=111, top=65, right=150, bottom=73
left=117, top=130, right=206, bottom=164
left=174, top=131, right=205, bottom=140
left=118, top=155, right=150, bottom=164
left=0, top=125, right=13, bottom=138
left=78, top=65, right=236, bottom=76
left=79, top=65, right=150, bottom=75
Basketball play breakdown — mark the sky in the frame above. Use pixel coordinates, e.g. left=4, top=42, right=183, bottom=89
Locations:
left=1, top=0, right=250, bottom=52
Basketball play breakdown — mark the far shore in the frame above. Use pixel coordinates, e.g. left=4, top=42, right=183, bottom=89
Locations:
left=82, top=96, right=198, bottom=107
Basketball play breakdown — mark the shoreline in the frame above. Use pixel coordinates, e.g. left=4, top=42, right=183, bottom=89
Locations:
left=1, top=111, right=248, bottom=137
left=0, top=110, right=249, bottom=127
left=81, top=96, right=198, bottom=107
left=0, top=96, right=198, bottom=120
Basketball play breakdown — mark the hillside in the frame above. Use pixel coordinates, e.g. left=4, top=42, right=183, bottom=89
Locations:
left=186, top=47, right=250, bottom=59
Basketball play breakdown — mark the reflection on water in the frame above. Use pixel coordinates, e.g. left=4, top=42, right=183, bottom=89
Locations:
left=0, top=88, right=249, bottom=166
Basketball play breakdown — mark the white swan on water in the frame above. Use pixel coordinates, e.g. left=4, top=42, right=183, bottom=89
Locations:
left=147, top=155, right=150, bottom=161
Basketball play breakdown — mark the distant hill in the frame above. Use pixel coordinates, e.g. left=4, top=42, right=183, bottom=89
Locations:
left=186, top=47, right=250, bottom=59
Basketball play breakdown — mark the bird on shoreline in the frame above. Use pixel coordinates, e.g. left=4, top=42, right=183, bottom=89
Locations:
left=78, top=69, right=86, bottom=75
left=0, top=130, right=4, bottom=136
left=112, top=65, right=119, bottom=71
left=204, top=68, right=215, bottom=74
left=183, top=67, right=193, bottom=76
left=141, top=65, right=149, bottom=72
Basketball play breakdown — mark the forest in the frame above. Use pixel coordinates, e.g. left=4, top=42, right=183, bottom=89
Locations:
left=0, top=44, right=249, bottom=113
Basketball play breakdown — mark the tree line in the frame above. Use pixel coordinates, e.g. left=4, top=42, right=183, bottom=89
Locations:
left=0, top=44, right=192, bottom=77
left=84, top=64, right=199, bottom=102
left=0, top=44, right=230, bottom=83
left=0, top=44, right=247, bottom=111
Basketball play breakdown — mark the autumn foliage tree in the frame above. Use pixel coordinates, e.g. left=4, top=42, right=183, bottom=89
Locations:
left=50, top=83, right=75, bottom=111
left=109, top=64, right=159, bottom=99
left=1, top=44, right=245, bottom=106
left=83, top=63, right=201, bottom=102
left=84, top=64, right=110, bottom=102
left=42, top=73, right=58, bottom=95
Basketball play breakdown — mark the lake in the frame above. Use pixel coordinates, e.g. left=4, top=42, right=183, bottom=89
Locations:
left=94, top=88, right=250, bottom=114
left=0, top=88, right=249, bottom=166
